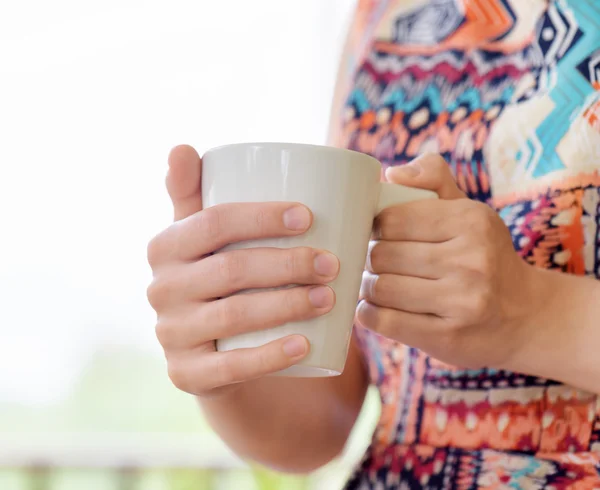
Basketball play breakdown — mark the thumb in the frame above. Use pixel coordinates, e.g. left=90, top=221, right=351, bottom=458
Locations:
left=166, top=145, right=203, bottom=221
left=385, top=153, right=465, bottom=200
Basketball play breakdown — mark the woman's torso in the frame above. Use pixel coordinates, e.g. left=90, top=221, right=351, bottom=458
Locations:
left=335, top=1, right=600, bottom=488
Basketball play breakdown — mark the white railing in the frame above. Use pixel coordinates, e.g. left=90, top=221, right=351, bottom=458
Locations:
left=0, top=433, right=355, bottom=490
left=0, top=433, right=247, bottom=490
left=1, top=433, right=245, bottom=469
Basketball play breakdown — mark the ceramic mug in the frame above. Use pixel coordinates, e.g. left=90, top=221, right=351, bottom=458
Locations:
left=202, top=142, right=437, bottom=377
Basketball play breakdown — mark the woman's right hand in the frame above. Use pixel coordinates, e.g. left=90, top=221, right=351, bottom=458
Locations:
left=147, top=148, right=339, bottom=398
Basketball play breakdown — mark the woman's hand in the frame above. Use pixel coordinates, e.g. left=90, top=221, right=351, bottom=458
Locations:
left=147, top=146, right=340, bottom=398
left=358, top=154, right=542, bottom=369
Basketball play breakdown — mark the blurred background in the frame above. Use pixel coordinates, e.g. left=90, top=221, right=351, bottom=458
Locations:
left=0, top=1, right=381, bottom=489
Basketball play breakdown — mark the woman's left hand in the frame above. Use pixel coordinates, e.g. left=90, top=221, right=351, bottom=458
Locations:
left=358, top=154, right=544, bottom=369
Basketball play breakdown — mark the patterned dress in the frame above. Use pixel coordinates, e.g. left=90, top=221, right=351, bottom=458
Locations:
left=330, top=1, right=600, bottom=488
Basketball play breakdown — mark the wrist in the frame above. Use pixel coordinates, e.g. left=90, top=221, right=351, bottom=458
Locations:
left=499, top=263, right=558, bottom=375
left=501, top=264, right=600, bottom=392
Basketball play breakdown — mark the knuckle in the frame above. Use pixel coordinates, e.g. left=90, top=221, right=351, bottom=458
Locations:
left=253, top=208, right=268, bottom=233
left=215, top=298, right=244, bottom=330
left=284, top=289, right=303, bottom=315
left=146, top=278, right=168, bottom=310
left=147, top=233, right=166, bottom=268
left=283, top=250, right=298, bottom=278
left=454, top=198, right=475, bottom=217
left=465, top=290, right=491, bottom=322
left=198, top=207, right=223, bottom=239
left=421, top=245, right=438, bottom=267
left=466, top=202, right=493, bottom=230
left=285, top=247, right=310, bottom=279
left=443, top=316, right=463, bottom=334
left=167, top=361, right=191, bottom=393
left=170, top=221, right=187, bottom=260
left=469, top=248, right=494, bottom=276
left=425, top=152, right=446, bottom=169
left=214, top=353, right=235, bottom=385
left=251, top=347, right=275, bottom=376
left=217, top=252, right=247, bottom=288
left=155, top=318, right=177, bottom=347
left=477, top=286, right=493, bottom=314
left=419, top=152, right=447, bottom=175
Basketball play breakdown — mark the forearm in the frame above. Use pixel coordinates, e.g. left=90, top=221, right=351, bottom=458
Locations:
left=198, top=336, right=368, bottom=473
left=508, top=266, right=600, bottom=394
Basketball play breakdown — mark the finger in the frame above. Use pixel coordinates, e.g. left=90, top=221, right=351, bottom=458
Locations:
left=166, top=145, right=203, bottom=221
left=385, top=153, right=466, bottom=200
left=152, top=202, right=313, bottom=263
left=169, top=335, right=310, bottom=393
left=356, top=300, right=444, bottom=347
left=194, top=247, right=339, bottom=299
left=360, top=271, right=446, bottom=315
left=367, top=240, right=451, bottom=279
left=374, top=198, right=467, bottom=242
left=156, top=285, right=335, bottom=349
left=150, top=247, right=339, bottom=305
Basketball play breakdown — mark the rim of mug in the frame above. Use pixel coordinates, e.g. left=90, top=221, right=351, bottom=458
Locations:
left=201, top=141, right=382, bottom=168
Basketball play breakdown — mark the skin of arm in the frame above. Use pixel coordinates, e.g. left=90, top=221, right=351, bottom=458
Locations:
left=199, top=338, right=368, bottom=473
left=505, top=267, right=600, bottom=394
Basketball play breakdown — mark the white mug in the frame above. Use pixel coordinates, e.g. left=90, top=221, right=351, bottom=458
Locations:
left=202, top=142, right=437, bottom=377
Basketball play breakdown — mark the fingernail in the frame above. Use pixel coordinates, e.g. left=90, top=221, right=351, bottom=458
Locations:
left=308, top=286, right=334, bottom=309
left=283, top=336, right=308, bottom=358
left=395, top=163, right=421, bottom=177
left=283, top=206, right=311, bottom=231
left=314, top=252, right=339, bottom=277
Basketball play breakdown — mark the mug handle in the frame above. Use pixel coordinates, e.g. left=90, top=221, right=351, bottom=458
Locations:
left=376, top=182, right=438, bottom=215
